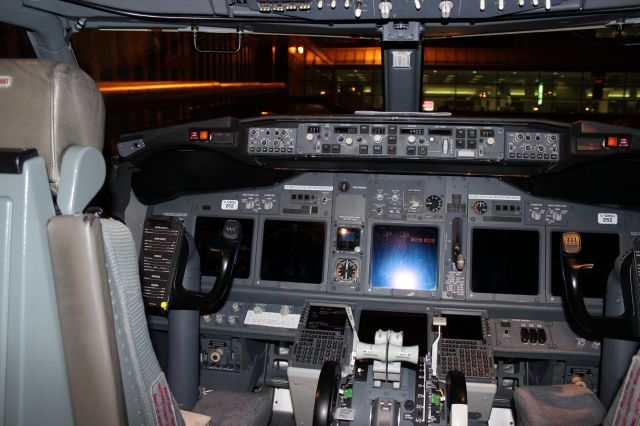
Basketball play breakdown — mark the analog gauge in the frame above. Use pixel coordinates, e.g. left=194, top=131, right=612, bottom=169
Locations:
left=335, top=259, right=359, bottom=282
left=473, top=200, right=488, bottom=215
left=425, top=195, right=443, bottom=212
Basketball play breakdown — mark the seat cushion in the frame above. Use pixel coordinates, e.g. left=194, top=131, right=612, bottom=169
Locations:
left=193, top=388, right=274, bottom=426
left=514, top=384, right=605, bottom=426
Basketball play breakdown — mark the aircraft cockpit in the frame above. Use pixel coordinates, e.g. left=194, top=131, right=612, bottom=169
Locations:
left=2, top=1, right=640, bottom=425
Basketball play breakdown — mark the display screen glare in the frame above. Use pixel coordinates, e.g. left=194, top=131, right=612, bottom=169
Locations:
left=370, top=225, right=439, bottom=291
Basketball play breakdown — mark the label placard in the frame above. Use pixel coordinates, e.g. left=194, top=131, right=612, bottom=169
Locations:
left=597, top=213, right=618, bottom=225
left=221, top=200, right=238, bottom=210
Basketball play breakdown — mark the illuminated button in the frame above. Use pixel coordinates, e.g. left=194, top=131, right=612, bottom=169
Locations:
left=373, top=145, right=382, bottom=154
left=456, top=129, right=465, bottom=138
left=467, top=139, right=477, bottom=149
left=455, top=139, right=465, bottom=148
left=189, top=131, right=199, bottom=140
left=387, top=146, right=397, bottom=155
left=332, top=145, right=341, bottom=153
left=388, top=125, right=397, bottom=134
left=388, top=136, right=397, bottom=145
left=407, top=135, right=417, bottom=144
left=467, top=129, right=477, bottom=138
left=321, top=144, right=331, bottom=153
left=406, top=146, right=416, bottom=155
left=199, top=130, right=210, bottom=141
left=418, top=146, right=427, bottom=156
left=359, top=145, right=369, bottom=154
left=605, top=136, right=619, bottom=148
left=359, top=125, right=369, bottom=133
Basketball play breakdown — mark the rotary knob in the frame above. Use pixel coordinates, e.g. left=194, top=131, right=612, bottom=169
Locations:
left=345, top=137, right=354, bottom=146
left=215, top=313, right=224, bottom=324
left=280, top=305, right=291, bottom=316
left=306, top=133, right=315, bottom=142
left=232, top=302, right=241, bottom=313
left=407, top=135, right=416, bottom=144
left=263, top=200, right=273, bottom=210
left=253, top=304, right=264, bottom=314
left=373, top=134, right=382, bottom=143
left=245, top=200, right=255, bottom=210
left=228, top=316, right=237, bottom=326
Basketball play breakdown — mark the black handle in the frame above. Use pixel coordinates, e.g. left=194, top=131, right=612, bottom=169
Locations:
left=172, top=219, right=242, bottom=315
left=446, top=370, right=467, bottom=408
left=561, top=232, right=640, bottom=340
left=313, top=361, right=342, bottom=426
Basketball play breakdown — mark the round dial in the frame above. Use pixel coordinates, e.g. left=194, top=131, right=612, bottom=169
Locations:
left=335, top=259, right=359, bottom=282
left=425, top=195, right=443, bottom=212
left=473, top=200, right=488, bottom=215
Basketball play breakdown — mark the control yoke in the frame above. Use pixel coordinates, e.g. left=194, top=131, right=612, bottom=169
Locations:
left=141, top=215, right=242, bottom=315
left=561, top=232, right=640, bottom=340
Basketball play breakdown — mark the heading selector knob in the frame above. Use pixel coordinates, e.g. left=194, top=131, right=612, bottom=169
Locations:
left=338, top=181, right=350, bottom=192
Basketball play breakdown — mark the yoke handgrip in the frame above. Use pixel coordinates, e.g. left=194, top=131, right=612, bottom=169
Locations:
left=561, top=232, right=640, bottom=340
left=172, top=220, right=242, bottom=315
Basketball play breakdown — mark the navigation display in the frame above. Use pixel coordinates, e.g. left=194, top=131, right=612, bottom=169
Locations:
left=260, top=220, right=326, bottom=284
left=471, top=228, right=539, bottom=295
left=195, top=217, right=254, bottom=279
left=370, top=225, right=439, bottom=291
left=550, top=231, right=619, bottom=299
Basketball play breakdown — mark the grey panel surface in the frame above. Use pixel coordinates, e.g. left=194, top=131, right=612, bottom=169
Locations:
left=1, top=158, right=74, bottom=426
left=148, top=171, right=638, bottom=368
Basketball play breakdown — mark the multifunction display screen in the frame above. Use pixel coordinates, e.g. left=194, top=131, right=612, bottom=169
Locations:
left=306, top=305, right=347, bottom=332
left=471, top=228, right=539, bottom=295
left=370, top=225, right=439, bottom=291
left=260, top=220, right=326, bottom=284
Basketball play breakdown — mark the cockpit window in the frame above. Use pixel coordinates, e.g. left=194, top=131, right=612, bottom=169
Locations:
left=0, top=23, right=36, bottom=58
left=70, top=28, right=640, bottom=150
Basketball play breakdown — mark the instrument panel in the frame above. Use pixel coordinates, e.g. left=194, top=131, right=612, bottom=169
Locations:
left=152, top=171, right=633, bottom=305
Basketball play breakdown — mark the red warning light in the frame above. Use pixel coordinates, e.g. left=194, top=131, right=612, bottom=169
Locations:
left=199, top=130, right=210, bottom=141
left=189, top=131, right=199, bottom=141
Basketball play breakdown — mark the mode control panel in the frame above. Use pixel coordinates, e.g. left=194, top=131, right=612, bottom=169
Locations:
left=247, top=122, right=562, bottom=164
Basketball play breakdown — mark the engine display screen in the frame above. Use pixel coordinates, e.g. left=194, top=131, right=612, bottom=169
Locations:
left=370, top=225, right=439, bottom=291
left=358, top=310, right=430, bottom=355
left=550, top=232, right=619, bottom=299
left=260, top=220, right=326, bottom=284
left=195, top=217, right=254, bottom=279
left=306, top=305, right=347, bottom=332
left=471, top=228, right=539, bottom=295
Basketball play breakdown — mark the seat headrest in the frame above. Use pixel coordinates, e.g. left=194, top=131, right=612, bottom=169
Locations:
left=0, top=59, right=105, bottom=194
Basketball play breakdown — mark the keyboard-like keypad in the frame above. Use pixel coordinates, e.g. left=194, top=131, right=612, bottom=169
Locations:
left=440, top=339, right=491, bottom=378
left=293, top=330, right=344, bottom=367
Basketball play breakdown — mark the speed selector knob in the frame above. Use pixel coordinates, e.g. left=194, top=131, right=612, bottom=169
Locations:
left=306, top=133, right=315, bottom=142
left=373, top=134, right=382, bottom=143
left=338, top=181, right=350, bottom=192
left=407, top=135, right=416, bottom=144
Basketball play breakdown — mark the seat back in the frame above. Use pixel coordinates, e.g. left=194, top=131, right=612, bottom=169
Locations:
left=0, top=59, right=106, bottom=425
